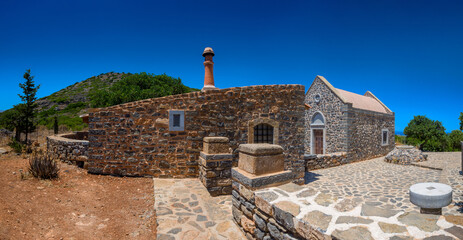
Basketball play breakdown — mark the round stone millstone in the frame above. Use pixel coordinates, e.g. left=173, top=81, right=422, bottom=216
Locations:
left=409, top=182, right=452, bottom=209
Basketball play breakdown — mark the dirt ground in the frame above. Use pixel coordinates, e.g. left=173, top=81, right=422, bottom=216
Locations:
left=0, top=151, right=156, bottom=240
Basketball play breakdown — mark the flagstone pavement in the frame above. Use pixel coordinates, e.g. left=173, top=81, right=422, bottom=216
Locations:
left=154, top=152, right=463, bottom=239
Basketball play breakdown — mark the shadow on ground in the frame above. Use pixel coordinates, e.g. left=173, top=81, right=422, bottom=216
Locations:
left=304, top=171, right=322, bottom=184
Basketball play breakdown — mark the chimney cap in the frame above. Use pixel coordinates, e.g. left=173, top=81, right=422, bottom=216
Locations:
left=202, top=47, right=215, bottom=57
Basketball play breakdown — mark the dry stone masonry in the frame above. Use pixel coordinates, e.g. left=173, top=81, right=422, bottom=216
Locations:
left=47, top=132, right=89, bottom=168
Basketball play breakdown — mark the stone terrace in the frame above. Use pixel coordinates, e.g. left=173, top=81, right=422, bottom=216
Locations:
left=154, top=152, right=463, bottom=240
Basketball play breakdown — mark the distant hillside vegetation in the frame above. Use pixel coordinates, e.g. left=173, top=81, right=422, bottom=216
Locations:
left=1, top=72, right=198, bottom=131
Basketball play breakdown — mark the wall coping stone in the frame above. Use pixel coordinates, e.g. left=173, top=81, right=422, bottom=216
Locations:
left=200, top=152, right=233, bottom=160
left=232, top=167, right=294, bottom=190
left=203, top=137, right=229, bottom=143
left=47, top=134, right=89, bottom=144
left=303, top=154, right=316, bottom=160
left=239, top=144, right=283, bottom=156
left=89, top=84, right=305, bottom=111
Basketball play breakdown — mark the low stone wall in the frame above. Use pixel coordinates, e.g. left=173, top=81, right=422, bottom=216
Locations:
left=199, top=137, right=233, bottom=196
left=232, top=181, right=331, bottom=240
left=304, top=152, right=347, bottom=171
left=47, top=133, right=89, bottom=167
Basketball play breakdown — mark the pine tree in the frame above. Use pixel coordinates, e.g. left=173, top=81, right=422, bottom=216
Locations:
left=54, top=116, right=58, bottom=134
left=18, top=69, right=40, bottom=144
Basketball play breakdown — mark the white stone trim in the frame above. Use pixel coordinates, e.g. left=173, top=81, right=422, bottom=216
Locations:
left=310, top=111, right=326, bottom=154
left=381, top=128, right=389, bottom=146
left=310, top=111, right=326, bottom=126
left=169, top=110, right=185, bottom=131
left=306, top=75, right=347, bottom=104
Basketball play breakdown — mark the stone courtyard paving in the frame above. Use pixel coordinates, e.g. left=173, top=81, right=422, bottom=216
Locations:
left=154, top=178, right=245, bottom=240
left=154, top=153, right=463, bottom=240
left=305, top=152, right=463, bottom=215
left=286, top=152, right=463, bottom=239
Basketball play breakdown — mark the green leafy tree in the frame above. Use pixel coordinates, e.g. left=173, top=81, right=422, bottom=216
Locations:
left=89, top=72, right=197, bottom=108
left=0, top=104, right=25, bottom=141
left=459, top=112, right=463, bottom=131
left=18, top=69, right=40, bottom=144
left=404, top=115, right=447, bottom=152
left=447, top=130, right=463, bottom=151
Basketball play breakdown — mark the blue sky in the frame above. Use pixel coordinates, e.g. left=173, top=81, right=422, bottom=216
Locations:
left=0, top=0, right=462, bottom=131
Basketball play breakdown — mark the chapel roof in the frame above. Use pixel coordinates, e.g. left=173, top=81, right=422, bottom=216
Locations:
left=310, top=76, right=392, bottom=114
left=335, top=88, right=390, bottom=114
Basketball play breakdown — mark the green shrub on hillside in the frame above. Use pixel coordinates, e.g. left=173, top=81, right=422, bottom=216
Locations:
left=8, top=138, right=23, bottom=153
left=62, top=102, right=87, bottom=114
left=447, top=130, right=463, bottom=151
left=404, top=115, right=447, bottom=151
left=395, top=135, right=406, bottom=144
left=89, top=72, right=198, bottom=108
left=403, top=115, right=463, bottom=152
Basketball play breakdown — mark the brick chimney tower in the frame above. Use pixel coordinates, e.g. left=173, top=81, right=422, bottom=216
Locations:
left=202, top=47, right=216, bottom=91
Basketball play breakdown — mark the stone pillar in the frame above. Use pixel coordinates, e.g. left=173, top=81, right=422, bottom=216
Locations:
left=461, top=141, right=463, bottom=174
left=199, top=137, right=233, bottom=196
left=232, top=144, right=295, bottom=239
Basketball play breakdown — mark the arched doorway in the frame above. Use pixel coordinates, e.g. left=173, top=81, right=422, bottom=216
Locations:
left=311, top=112, right=325, bottom=154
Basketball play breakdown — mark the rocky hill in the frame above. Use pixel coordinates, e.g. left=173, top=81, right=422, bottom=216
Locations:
left=34, top=72, right=198, bottom=131
left=0, top=72, right=198, bottom=131
left=37, top=72, right=127, bottom=112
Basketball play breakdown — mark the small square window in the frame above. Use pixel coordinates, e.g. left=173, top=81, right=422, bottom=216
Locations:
left=169, top=110, right=184, bottom=131
left=381, top=129, right=389, bottom=146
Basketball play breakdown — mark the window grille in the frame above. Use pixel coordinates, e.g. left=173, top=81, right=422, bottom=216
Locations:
left=254, top=124, right=274, bottom=144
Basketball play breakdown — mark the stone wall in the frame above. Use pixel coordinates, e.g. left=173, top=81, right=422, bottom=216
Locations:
left=304, top=152, right=348, bottom=171
left=87, top=84, right=306, bottom=178
left=305, top=76, right=348, bottom=154
left=47, top=133, right=89, bottom=167
left=347, top=108, right=395, bottom=161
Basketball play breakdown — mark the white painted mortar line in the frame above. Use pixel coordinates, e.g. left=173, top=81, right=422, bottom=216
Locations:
left=263, top=188, right=459, bottom=239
